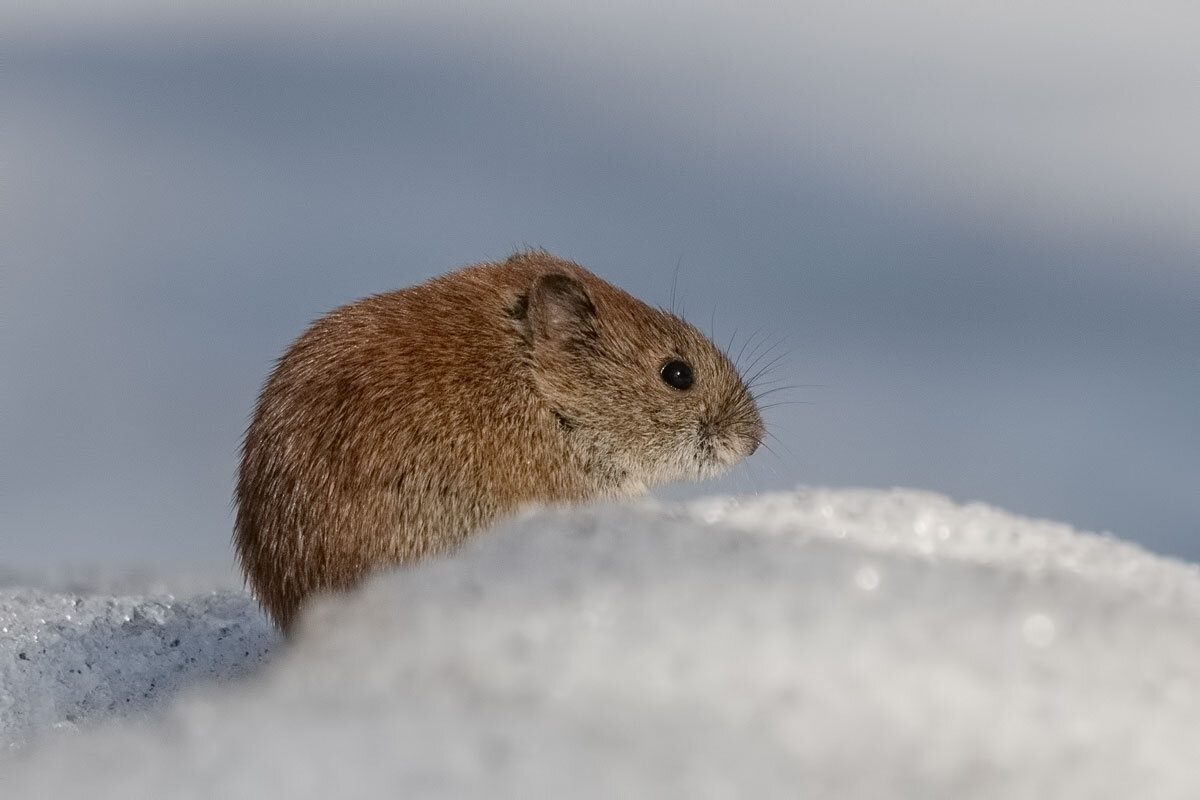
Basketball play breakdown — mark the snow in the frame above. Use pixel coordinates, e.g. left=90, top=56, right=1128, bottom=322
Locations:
left=0, top=581, right=273, bottom=752
left=3, top=489, right=1199, bottom=798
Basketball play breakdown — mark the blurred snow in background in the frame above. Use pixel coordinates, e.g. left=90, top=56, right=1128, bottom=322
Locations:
left=5, top=1, right=1198, bottom=571
left=4, top=490, right=1199, bottom=798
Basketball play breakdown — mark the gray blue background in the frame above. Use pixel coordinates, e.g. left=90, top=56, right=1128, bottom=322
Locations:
left=5, top=3, right=1197, bottom=572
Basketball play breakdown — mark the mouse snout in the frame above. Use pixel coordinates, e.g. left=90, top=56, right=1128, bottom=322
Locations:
left=698, top=409, right=762, bottom=465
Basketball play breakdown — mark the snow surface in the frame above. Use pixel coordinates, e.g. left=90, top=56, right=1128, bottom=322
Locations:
left=3, top=489, right=1199, bottom=798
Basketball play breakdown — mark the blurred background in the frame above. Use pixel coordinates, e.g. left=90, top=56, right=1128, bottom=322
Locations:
left=5, top=2, right=1197, bottom=575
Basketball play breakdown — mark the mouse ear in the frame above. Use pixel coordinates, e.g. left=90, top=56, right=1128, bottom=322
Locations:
left=523, top=273, right=598, bottom=347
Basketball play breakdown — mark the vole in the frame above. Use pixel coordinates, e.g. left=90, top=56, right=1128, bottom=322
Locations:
left=235, top=250, right=764, bottom=630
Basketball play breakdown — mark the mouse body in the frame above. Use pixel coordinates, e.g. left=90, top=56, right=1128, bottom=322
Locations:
left=235, top=250, right=764, bottom=629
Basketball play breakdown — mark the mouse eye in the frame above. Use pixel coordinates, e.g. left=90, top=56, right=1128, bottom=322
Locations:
left=660, top=359, right=694, bottom=391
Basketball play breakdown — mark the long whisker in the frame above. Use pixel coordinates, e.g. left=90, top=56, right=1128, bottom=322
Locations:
left=765, top=430, right=797, bottom=461
left=751, top=380, right=826, bottom=391
left=743, top=331, right=797, bottom=378
left=758, top=439, right=781, bottom=460
left=670, top=256, right=682, bottom=316
left=734, top=326, right=768, bottom=370
left=745, top=351, right=791, bottom=389
left=724, top=327, right=739, bottom=360
left=741, top=334, right=783, bottom=375
left=751, top=385, right=810, bottom=401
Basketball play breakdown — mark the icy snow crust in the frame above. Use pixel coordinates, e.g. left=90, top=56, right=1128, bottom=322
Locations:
left=4, top=489, right=1199, bottom=798
left=0, top=585, right=273, bottom=751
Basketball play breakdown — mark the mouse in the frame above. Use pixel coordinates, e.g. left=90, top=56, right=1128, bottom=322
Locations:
left=234, top=250, right=764, bottom=630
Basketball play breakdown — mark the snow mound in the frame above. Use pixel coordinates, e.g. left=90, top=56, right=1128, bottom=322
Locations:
left=690, top=488, right=1200, bottom=610
left=4, top=489, right=1199, bottom=798
left=0, top=586, right=274, bottom=752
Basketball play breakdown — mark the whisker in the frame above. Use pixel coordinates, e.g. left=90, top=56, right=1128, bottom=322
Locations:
left=750, top=381, right=807, bottom=394
left=724, top=327, right=739, bottom=359
left=670, top=256, right=682, bottom=316
left=734, top=326, right=768, bottom=370
left=751, top=385, right=809, bottom=401
left=745, top=351, right=791, bottom=389
left=765, top=430, right=797, bottom=461
left=741, top=335, right=783, bottom=375
left=752, top=381, right=826, bottom=390
left=743, top=331, right=796, bottom=379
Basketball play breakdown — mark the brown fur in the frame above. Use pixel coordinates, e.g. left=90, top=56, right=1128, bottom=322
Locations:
left=235, top=251, right=763, bottom=630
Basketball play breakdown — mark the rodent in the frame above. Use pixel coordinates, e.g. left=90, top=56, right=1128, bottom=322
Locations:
left=234, top=250, right=764, bottom=630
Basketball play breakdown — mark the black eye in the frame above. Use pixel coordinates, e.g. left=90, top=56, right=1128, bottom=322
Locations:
left=660, top=359, right=694, bottom=391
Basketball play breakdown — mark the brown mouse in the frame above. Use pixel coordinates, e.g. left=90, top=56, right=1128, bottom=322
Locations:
left=234, top=250, right=764, bottom=630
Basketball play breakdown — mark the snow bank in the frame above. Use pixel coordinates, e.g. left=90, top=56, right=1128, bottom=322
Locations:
left=0, top=580, right=274, bottom=752
left=3, top=489, right=1199, bottom=798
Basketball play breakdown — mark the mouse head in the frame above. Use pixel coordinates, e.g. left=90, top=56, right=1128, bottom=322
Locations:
left=512, top=269, right=764, bottom=494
